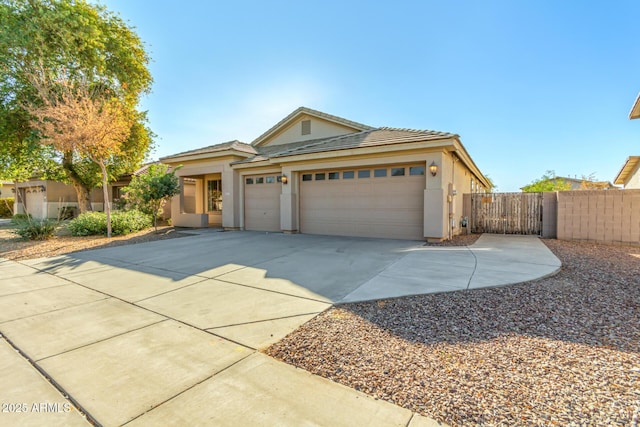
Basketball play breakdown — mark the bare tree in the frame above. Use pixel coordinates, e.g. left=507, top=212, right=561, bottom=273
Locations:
left=26, top=76, right=132, bottom=237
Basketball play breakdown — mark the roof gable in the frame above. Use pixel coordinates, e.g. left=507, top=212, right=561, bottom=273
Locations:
left=631, top=94, right=640, bottom=119
left=614, top=156, right=640, bottom=185
left=160, top=140, right=256, bottom=162
left=251, top=107, right=374, bottom=147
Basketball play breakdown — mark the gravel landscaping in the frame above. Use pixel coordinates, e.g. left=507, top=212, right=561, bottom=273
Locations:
left=266, top=238, right=640, bottom=426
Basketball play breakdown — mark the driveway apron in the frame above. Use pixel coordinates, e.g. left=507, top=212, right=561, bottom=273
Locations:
left=0, top=232, right=559, bottom=426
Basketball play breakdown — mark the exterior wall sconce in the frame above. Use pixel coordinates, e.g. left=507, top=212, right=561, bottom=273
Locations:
left=281, top=174, right=288, bottom=185
left=429, top=161, right=438, bottom=177
left=39, top=185, right=46, bottom=192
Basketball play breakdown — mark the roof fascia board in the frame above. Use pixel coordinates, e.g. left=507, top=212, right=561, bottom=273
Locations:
left=450, top=138, right=491, bottom=189
left=630, top=94, right=640, bottom=119
left=230, top=159, right=273, bottom=169
left=161, top=150, right=253, bottom=163
left=614, top=156, right=640, bottom=184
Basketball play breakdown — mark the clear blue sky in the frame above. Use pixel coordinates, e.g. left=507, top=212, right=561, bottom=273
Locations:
left=97, top=0, right=640, bottom=191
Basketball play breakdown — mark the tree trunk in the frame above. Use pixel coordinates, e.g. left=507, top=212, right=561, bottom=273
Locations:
left=62, top=151, right=93, bottom=213
left=98, top=160, right=112, bottom=238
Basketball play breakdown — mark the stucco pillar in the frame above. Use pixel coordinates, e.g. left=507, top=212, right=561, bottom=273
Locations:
left=222, top=169, right=240, bottom=229
left=171, top=177, right=185, bottom=218
left=423, top=152, right=448, bottom=241
left=280, top=169, right=298, bottom=233
left=195, top=179, right=204, bottom=213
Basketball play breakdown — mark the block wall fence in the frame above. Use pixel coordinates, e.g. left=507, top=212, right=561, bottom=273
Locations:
left=464, top=190, right=640, bottom=246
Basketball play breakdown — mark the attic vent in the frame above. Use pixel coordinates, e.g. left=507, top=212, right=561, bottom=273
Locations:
left=301, top=120, right=311, bottom=135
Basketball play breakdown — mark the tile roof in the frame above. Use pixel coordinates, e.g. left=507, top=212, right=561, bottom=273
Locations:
left=269, top=127, right=456, bottom=158
left=230, top=127, right=456, bottom=164
left=160, top=140, right=256, bottom=161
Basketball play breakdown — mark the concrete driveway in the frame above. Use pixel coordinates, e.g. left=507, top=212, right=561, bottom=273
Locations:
left=0, top=231, right=560, bottom=426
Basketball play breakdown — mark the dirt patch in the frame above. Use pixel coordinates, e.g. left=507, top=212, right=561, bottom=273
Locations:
left=0, top=222, right=190, bottom=261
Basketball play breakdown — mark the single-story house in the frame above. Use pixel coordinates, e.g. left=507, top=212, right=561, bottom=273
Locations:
left=13, top=163, right=174, bottom=220
left=614, top=156, right=640, bottom=189
left=14, top=180, right=106, bottom=219
left=161, top=107, right=490, bottom=241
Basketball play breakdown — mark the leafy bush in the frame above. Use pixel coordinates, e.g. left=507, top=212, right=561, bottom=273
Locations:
left=67, top=212, right=105, bottom=236
left=123, top=164, right=180, bottom=230
left=0, top=198, right=14, bottom=218
left=111, top=210, right=152, bottom=235
left=68, top=210, right=151, bottom=236
left=13, top=219, right=57, bottom=240
left=11, top=213, right=31, bottom=223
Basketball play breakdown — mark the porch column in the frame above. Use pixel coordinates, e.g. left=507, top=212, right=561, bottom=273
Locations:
left=423, top=152, right=447, bottom=241
left=171, top=177, right=185, bottom=218
left=222, top=169, right=240, bottom=229
left=195, top=179, right=204, bottom=213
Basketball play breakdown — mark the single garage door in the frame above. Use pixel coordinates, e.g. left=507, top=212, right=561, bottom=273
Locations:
left=25, top=187, right=45, bottom=219
left=244, top=174, right=281, bottom=232
left=300, top=165, right=425, bottom=240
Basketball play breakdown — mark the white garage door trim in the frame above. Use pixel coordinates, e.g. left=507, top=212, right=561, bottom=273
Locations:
left=300, top=165, right=425, bottom=240
left=244, top=174, right=282, bottom=232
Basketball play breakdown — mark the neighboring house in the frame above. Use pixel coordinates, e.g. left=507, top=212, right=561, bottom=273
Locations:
left=13, top=163, right=184, bottom=220
left=0, top=181, right=15, bottom=199
left=629, top=92, right=640, bottom=119
left=520, top=176, right=618, bottom=192
left=613, top=156, right=640, bottom=189
left=160, top=107, right=490, bottom=241
left=14, top=180, right=106, bottom=219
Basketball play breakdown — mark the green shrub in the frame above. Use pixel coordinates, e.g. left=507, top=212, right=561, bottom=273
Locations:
left=11, top=213, right=31, bottom=223
left=68, top=210, right=152, bottom=236
left=0, top=198, right=14, bottom=218
left=13, top=219, right=57, bottom=240
left=67, top=212, right=105, bottom=236
left=110, top=210, right=152, bottom=235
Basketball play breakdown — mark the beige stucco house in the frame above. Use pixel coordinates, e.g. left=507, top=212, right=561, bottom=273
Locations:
left=0, top=181, right=14, bottom=199
left=14, top=165, right=151, bottom=219
left=614, top=156, right=640, bottom=189
left=161, top=107, right=489, bottom=241
left=14, top=180, right=107, bottom=219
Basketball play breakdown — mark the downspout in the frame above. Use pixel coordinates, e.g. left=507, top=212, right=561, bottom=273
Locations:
left=449, top=153, right=459, bottom=240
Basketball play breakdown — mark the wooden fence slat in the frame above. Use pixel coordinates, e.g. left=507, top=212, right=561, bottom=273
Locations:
left=471, top=192, right=543, bottom=235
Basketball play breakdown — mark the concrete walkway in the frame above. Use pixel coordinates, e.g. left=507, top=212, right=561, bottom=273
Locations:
left=0, top=232, right=560, bottom=426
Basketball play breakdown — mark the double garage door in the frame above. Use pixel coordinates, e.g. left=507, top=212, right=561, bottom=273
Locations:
left=244, top=165, right=426, bottom=240
left=300, top=165, right=426, bottom=240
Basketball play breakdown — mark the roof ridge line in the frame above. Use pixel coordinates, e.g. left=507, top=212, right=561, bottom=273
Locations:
left=378, top=126, right=456, bottom=136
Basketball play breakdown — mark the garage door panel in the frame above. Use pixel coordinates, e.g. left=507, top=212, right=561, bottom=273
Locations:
left=300, top=166, right=425, bottom=240
left=244, top=176, right=281, bottom=232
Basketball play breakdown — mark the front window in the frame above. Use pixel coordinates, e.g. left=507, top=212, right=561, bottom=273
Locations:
left=207, top=179, right=222, bottom=211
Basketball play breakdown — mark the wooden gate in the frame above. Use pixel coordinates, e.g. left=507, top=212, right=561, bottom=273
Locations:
left=470, top=192, right=543, bottom=235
